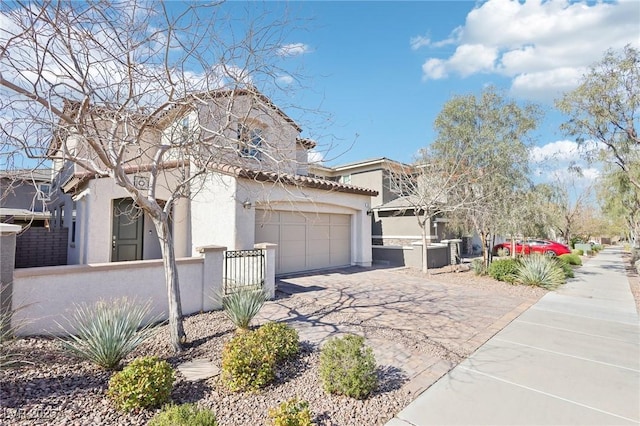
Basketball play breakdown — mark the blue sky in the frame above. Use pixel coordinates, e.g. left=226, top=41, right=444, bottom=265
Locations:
left=250, top=0, right=639, bottom=181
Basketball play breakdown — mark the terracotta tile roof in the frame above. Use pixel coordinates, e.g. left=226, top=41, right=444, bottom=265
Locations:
left=61, top=161, right=378, bottom=197
left=211, top=163, right=378, bottom=196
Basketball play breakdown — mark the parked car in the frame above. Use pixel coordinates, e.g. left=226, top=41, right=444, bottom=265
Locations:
left=492, top=239, right=571, bottom=257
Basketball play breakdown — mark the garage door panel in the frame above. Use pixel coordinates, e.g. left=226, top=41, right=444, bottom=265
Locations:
left=280, top=225, right=305, bottom=241
left=331, top=215, right=350, bottom=226
left=280, top=255, right=306, bottom=273
left=255, top=224, right=279, bottom=244
left=308, top=225, right=331, bottom=241
left=255, top=210, right=351, bottom=274
left=308, top=239, right=330, bottom=256
left=280, top=211, right=306, bottom=224
left=308, top=253, right=331, bottom=269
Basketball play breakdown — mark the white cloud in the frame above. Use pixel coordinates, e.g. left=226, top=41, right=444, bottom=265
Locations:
left=420, top=0, right=640, bottom=101
left=277, top=43, right=311, bottom=57
left=410, top=34, right=431, bottom=50
left=277, top=75, right=294, bottom=85
left=530, top=140, right=581, bottom=163
left=422, top=58, right=448, bottom=80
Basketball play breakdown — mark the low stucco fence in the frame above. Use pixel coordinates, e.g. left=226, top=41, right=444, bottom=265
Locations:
left=2, top=232, right=276, bottom=336
left=372, top=241, right=459, bottom=269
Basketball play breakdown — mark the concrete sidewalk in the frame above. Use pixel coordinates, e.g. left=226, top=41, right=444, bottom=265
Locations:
left=387, top=247, right=640, bottom=426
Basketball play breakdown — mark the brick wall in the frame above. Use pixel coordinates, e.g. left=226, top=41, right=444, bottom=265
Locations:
left=15, top=227, right=68, bottom=268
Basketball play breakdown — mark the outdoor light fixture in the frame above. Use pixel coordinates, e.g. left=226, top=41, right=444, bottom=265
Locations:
left=242, top=199, right=252, bottom=209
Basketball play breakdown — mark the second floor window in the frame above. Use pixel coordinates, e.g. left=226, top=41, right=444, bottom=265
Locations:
left=237, top=123, right=263, bottom=160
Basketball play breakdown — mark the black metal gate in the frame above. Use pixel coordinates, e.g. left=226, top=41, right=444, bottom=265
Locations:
left=223, top=249, right=265, bottom=294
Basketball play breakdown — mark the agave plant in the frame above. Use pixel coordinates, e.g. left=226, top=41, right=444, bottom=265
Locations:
left=516, top=255, right=566, bottom=290
left=58, top=297, right=157, bottom=370
left=222, top=286, right=267, bottom=331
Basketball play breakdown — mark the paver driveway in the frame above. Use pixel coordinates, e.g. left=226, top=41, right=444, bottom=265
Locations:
left=256, top=266, right=542, bottom=393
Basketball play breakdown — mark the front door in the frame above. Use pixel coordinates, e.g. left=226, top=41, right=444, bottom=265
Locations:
left=111, top=198, right=143, bottom=261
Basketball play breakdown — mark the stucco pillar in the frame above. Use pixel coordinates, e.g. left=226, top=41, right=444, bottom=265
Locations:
left=197, top=245, right=226, bottom=311
left=173, top=198, right=191, bottom=258
left=353, top=210, right=373, bottom=267
left=254, top=243, right=276, bottom=300
left=0, top=224, right=21, bottom=337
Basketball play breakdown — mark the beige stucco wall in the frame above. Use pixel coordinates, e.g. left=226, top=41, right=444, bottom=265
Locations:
left=194, top=95, right=301, bottom=176
left=190, top=172, right=373, bottom=268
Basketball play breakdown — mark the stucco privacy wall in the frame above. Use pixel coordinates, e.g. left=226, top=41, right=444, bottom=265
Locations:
left=190, top=172, right=373, bottom=267
left=11, top=244, right=277, bottom=336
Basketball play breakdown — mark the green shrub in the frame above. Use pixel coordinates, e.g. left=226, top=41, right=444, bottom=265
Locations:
left=471, top=259, right=487, bottom=276
left=268, top=398, right=314, bottom=426
left=58, top=297, right=157, bottom=370
left=148, top=403, right=217, bottom=426
left=572, top=249, right=584, bottom=256
left=516, top=255, right=566, bottom=290
left=319, top=335, right=377, bottom=400
left=222, top=287, right=267, bottom=331
left=592, top=244, right=603, bottom=252
left=559, top=253, right=582, bottom=266
left=107, top=356, right=175, bottom=412
left=256, top=322, right=300, bottom=362
left=488, top=258, right=521, bottom=283
left=557, top=261, right=575, bottom=278
left=221, top=330, right=276, bottom=392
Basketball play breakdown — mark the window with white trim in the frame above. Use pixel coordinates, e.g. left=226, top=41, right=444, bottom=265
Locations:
left=237, top=123, right=263, bottom=160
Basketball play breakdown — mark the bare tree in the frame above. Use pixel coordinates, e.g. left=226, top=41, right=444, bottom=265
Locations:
left=387, top=146, right=476, bottom=273
left=541, top=173, right=594, bottom=246
left=0, top=0, right=306, bottom=351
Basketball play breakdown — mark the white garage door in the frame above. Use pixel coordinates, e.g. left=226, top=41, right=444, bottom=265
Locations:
left=255, top=210, right=351, bottom=275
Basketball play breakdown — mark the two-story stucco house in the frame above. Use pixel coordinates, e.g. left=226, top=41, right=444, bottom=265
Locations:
left=47, top=88, right=377, bottom=275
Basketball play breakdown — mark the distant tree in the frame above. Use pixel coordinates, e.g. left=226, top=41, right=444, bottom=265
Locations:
left=540, top=173, right=594, bottom=246
left=597, top=168, right=640, bottom=246
left=0, top=0, right=303, bottom=351
left=432, top=87, right=541, bottom=265
left=557, top=45, right=640, bottom=191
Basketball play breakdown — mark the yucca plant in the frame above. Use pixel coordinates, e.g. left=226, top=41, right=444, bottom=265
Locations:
left=58, top=297, right=157, bottom=370
left=1, top=307, right=19, bottom=369
left=222, top=287, right=267, bottom=331
left=516, top=255, right=566, bottom=290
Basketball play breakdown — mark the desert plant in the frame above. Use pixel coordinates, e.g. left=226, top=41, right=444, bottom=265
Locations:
left=516, top=255, right=566, bottom=290
left=557, top=261, right=575, bottom=278
left=222, top=287, right=267, bottom=331
left=148, top=403, right=217, bottom=426
left=488, top=258, right=521, bottom=283
left=256, top=322, right=300, bottom=362
left=57, top=297, right=157, bottom=370
left=572, top=249, right=584, bottom=256
left=319, top=334, right=377, bottom=399
left=268, top=398, right=314, bottom=426
left=559, top=253, right=582, bottom=266
left=221, top=330, right=276, bottom=392
left=107, top=356, right=175, bottom=412
left=471, top=259, right=488, bottom=276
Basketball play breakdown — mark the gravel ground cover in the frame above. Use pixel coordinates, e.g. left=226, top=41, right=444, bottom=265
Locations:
left=1, top=266, right=547, bottom=426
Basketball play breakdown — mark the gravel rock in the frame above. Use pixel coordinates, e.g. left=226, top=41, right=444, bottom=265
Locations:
left=1, top=266, right=546, bottom=426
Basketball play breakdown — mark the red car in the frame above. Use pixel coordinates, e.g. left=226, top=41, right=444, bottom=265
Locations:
left=492, top=239, right=571, bottom=257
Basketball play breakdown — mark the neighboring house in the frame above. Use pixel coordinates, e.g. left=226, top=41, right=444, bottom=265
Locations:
left=47, top=89, right=377, bottom=275
left=310, top=158, right=456, bottom=268
left=0, top=169, right=51, bottom=227
left=310, top=157, right=450, bottom=244
left=1, top=169, right=69, bottom=268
